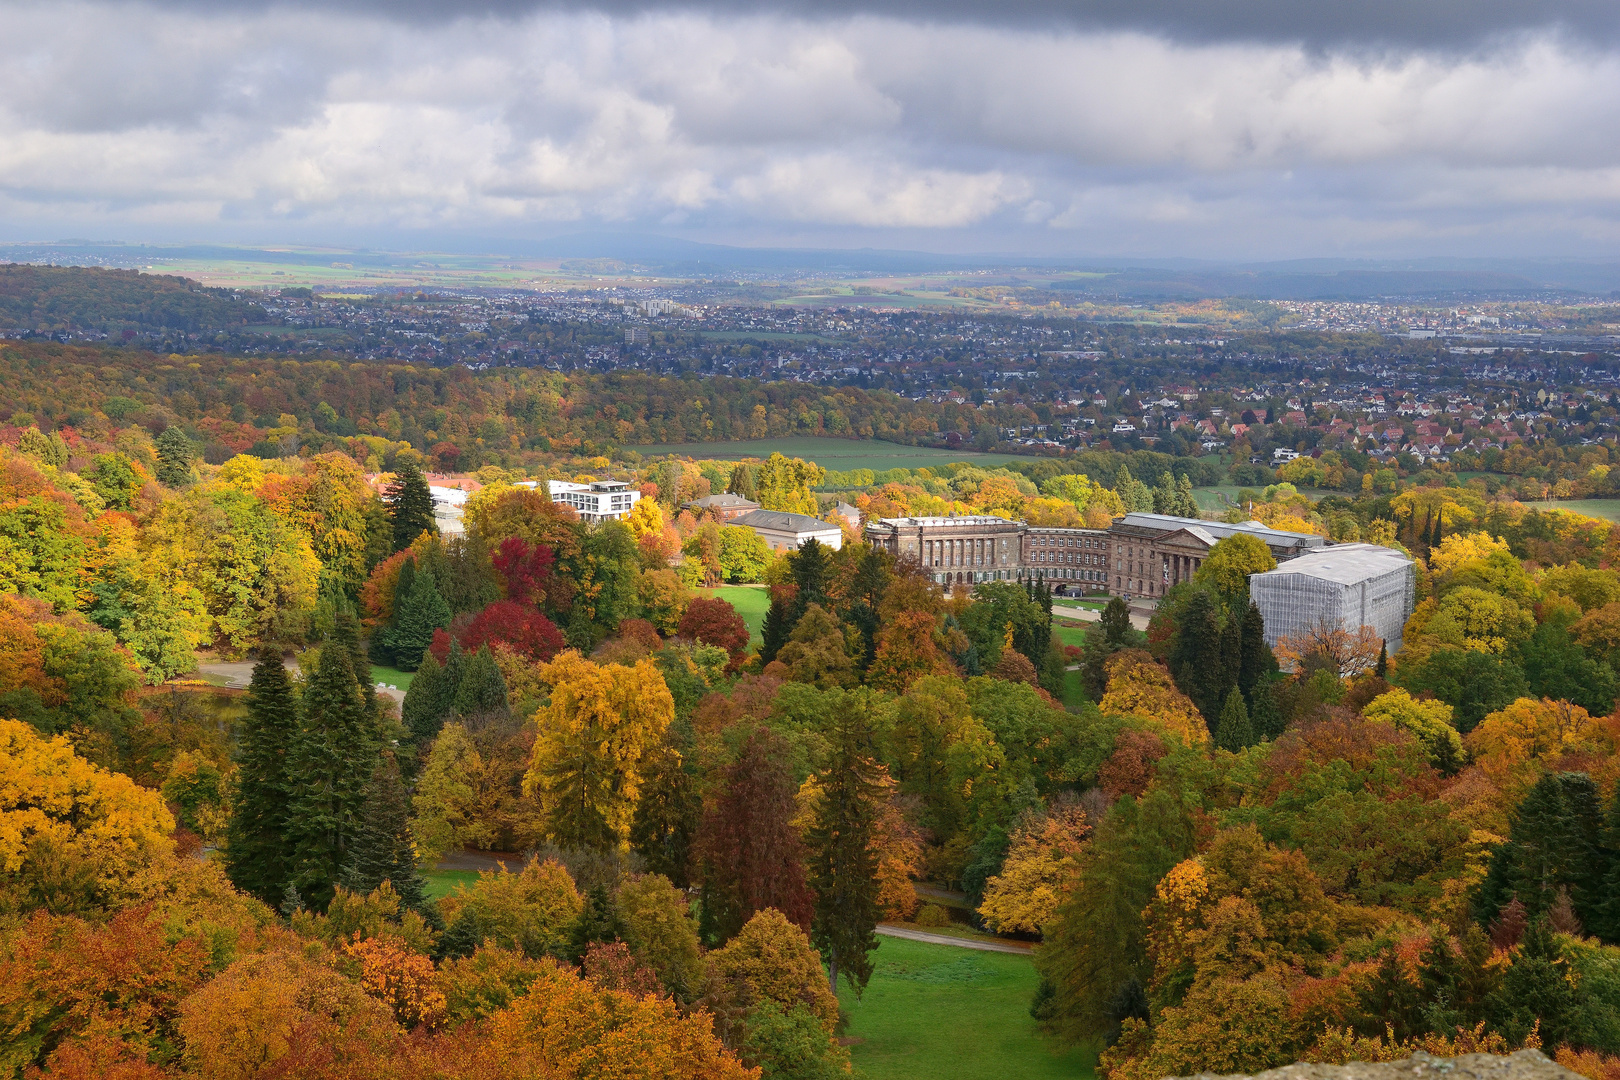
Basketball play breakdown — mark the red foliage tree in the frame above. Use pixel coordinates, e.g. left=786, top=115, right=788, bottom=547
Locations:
left=491, top=536, right=553, bottom=606
left=1097, top=728, right=1169, bottom=800
left=460, top=601, right=566, bottom=663
left=696, top=726, right=814, bottom=941
left=676, top=597, right=750, bottom=670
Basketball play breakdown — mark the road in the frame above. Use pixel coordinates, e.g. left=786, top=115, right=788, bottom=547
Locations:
left=875, top=924, right=1034, bottom=955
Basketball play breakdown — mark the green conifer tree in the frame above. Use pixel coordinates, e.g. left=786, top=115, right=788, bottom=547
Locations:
left=1215, top=687, right=1254, bottom=753
left=453, top=644, right=509, bottom=721
left=808, top=702, right=883, bottom=995
left=387, top=459, right=437, bottom=552
left=154, top=426, right=196, bottom=488
left=1238, top=600, right=1277, bottom=702
left=1474, top=771, right=1606, bottom=929
left=328, top=599, right=375, bottom=713
left=760, top=593, right=794, bottom=666
left=1170, top=590, right=1225, bottom=722
left=401, top=647, right=454, bottom=742
left=225, top=650, right=299, bottom=904
left=341, top=752, right=432, bottom=915
left=390, top=565, right=452, bottom=671
left=1175, top=474, right=1200, bottom=517
left=1100, top=597, right=1132, bottom=648
left=285, top=643, right=379, bottom=911
left=1375, top=640, right=1389, bottom=678
left=791, top=539, right=832, bottom=618
left=1248, top=675, right=1286, bottom=741
left=1153, top=473, right=1177, bottom=514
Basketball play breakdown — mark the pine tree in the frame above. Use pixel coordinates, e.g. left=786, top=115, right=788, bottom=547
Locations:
left=791, top=539, right=831, bottom=618
left=631, top=735, right=701, bottom=889
left=329, top=599, right=375, bottom=713
left=1175, top=474, right=1200, bottom=517
left=387, top=459, right=437, bottom=552
left=401, top=647, right=454, bottom=742
left=1431, top=510, right=1445, bottom=548
left=1100, top=597, right=1132, bottom=648
left=1237, top=600, right=1276, bottom=702
left=760, top=592, right=794, bottom=666
left=453, top=644, right=509, bottom=721
left=341, top=752, right=432, bottom=915
left=390, top=565, right=451, bottom=671
left=1375, top=640, right=1389, bottom=678
left=154, top=426, right=195, bottom=487
left=1474, top=771, right=1606, bottom=928
left=1249, top=675, right=1286, bottom=741
left=808, top=704, right=884, bottom=995
left=285, top=643, right=379, bottom=911
left=1153, top=473, right=1177, bottom=515
left=1215, top=687, right=1253, bottom=753
left=225, top=650, right=299, bottom=904
left=1170, top=590, right=1225, bottom=722
left=1219, top=613, right=1242, bottom=705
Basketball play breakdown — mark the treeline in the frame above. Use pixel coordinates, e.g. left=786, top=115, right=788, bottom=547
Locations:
left=0, top=264, right=263, bottom=333
left=0, top=342, right=1039, bottom=466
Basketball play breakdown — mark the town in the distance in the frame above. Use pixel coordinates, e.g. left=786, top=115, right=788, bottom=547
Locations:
left=3, top=253, right=1620, bottom=1080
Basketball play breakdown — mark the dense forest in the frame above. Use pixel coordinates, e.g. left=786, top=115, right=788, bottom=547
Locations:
left=6, top=350, right=1620, bottom=1078
left=0, top=265, right=263, bottom=333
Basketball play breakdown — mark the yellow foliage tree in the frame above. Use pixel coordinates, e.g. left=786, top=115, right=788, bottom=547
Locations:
left=438, top=858, right=584, bottom=960
left=978, top=803, right=1090, bottom=934
left=1098, top=653, right=1209, bottom=745
left=1466, top=697, right=1599, bottom=794
left=705, top=908, right=839, bottom=1033
left=1362, top=688, right=1464, bottom=767
left=524, top=651, right=675, bottom=849
left=0, top=718, right=174, bottom=883
left=1427, top=531, right=1510, bottom=575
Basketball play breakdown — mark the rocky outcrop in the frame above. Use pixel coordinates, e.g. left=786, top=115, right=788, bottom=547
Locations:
left=1168, top=1051, right=1583, bottom=1080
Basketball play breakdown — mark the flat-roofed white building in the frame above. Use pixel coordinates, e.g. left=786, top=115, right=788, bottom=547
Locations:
left=733, top=509, right=843, bottom=552
left=1249, top=543, right=1416, bottom=652
left=428, top=485, right=469, bottom=535
left=547, top=479, right=639, bottom=523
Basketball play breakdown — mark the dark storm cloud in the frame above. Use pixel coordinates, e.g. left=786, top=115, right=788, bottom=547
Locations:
left=128, top=0, right=1620, bottom=48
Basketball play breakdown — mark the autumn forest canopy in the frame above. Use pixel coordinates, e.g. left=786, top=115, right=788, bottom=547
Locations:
left=8, top=335, right=1620, bottom=1080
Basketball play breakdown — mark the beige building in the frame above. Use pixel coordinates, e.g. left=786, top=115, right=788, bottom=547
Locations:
left=734, top=509, right=844, bottom=552
left=864, top=515, right=1024, bottom=585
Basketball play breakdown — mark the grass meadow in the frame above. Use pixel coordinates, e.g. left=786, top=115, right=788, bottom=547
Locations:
left=837, top=936, right=1095, bottom=1080
left=1526, top=499, right=1620, bottom=522
left=625, top=436, right=1027, bottom=471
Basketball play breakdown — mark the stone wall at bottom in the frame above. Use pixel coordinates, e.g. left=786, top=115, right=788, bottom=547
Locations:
left=1166, top=1051, right=1581, bottom=1080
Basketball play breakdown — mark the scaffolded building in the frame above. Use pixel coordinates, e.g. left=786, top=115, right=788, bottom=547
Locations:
left=1249, top=543, right=1417, bottom=652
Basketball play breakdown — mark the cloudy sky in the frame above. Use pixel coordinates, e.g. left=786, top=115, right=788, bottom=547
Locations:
left=2, top=0, right=1619, bottom=258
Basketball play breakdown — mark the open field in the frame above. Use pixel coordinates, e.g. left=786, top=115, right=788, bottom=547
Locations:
left=369, top=664, right=416, bottom=692
left=837, top=936, right=1095, bottom=1080
left=625, top=436, right=1028, bottom=471
left=1526, top=499, right=1620, bottom=522
left=697, top=585, right=770, bottom=643
left=422, top=868, right=480, bottom=900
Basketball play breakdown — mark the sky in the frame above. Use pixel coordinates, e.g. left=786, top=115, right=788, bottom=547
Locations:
left=2, top=0, right=1619, bottom=259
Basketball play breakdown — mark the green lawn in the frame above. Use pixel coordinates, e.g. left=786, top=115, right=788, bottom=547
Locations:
left=1525, top=499, right=1620, bottom=522
left=697, top=585, right=771, bottom=644
left=1052, top=623, right=1091, bottom=650
left=422, top=868, right=480, bottom=900
left=625, top=436, right=1027, bottom=471
left=838, top=937, right=1094, bottom=1080
left=369, top=664, right=416, bottom=692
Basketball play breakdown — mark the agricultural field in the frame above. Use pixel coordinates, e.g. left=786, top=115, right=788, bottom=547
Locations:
left=1526, top=498, right=1620, bottom=522
left=837, top=936, right=1095, bottom=1080
left=626, top=436, right=1026, bottom=471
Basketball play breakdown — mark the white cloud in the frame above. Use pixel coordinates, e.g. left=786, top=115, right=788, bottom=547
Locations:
left=0, top=3, right=1615, bottom=254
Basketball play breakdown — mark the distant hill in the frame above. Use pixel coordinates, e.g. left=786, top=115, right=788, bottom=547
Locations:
left=0, top=263, right=262, bottom=333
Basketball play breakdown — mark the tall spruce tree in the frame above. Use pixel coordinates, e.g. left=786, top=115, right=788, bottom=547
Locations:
left=225, top=650, right=299, bottom=904
left=401, top=647, right=455, bottom=742
left=1249, top=675, right=1286, bottom=741
left=286, top=643, right=379, bottom=911
left=760, top=593, right=794, bottom=666
left=1175, top=474, right=1200, bottom=517
left=1215, top=688, right=1254, bottom=753
left=1474, top=771, right=1606, bottom=929
left=1100, top=597, right=1132, bottom=648
left=453, top=644, right=509, bottom=721
left=342, top=752, right=432, bottom=915
left=808, top=703, right=884, bottom=995
left=387, top=459, right=437, bottom=552
left=791, top=539, right=832, bottom=618
left=1237, top=601, right=1276, bottom=703
left=329, top=599, right=376, bottom=715
left=1170, top=590, right=1226, bottom=722
left=1592, top=788, right=1620, bottom=943
left=391, top=565, right=452, bottom=671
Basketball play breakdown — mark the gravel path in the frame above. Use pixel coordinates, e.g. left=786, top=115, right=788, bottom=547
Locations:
left=875, top=924, right=1034, bottom=955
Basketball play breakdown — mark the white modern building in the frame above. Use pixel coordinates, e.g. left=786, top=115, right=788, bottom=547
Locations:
left=1249, top=543, right=1416, bottom=653
left=733, top=509, right=844, bottom=552
left=547, top=479, right=640, bottom=523
left=428, top=485, right=468, bottom=535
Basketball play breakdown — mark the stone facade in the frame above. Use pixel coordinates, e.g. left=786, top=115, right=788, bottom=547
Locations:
left=864, top=515, right=1025, bottom=585
left=1019, top=526, right=1111, bottom=588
